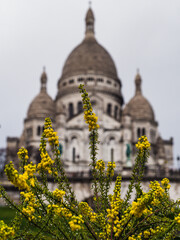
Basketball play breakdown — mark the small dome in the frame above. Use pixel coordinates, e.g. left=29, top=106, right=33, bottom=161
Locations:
left=27, top=92, right=55, bottom=120
left=123, top=71, right=155, bottom=122
left=60, top=8, right=119, bottom=81
left=27, top=70, right=55, bottom=120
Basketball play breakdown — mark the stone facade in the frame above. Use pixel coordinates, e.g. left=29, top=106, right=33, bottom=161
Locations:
left=6, top=7, right=173, bottom=178
left=1, top=178, right=180, bottom=205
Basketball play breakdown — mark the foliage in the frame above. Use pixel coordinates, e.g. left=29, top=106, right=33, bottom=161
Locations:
left=0, top=84, right=180, bottom=239
left=0, top=207, right=16, bottom=225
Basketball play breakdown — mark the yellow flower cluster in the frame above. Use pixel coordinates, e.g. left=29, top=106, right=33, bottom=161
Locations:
left=128, top=233, right=142, bottom=240
left=135, top=136, right=151, bottom=152
left=112, top=208, right=132, bottom=238
left=161, top=178, right=171, bottom=189
left=149, top=181, right=165, bottom=205
left=60, top=207, right=73, bottom=218
left=21, top=191, right=39, bottom=221
left=79, top=202, right=97, bottom=223
left=107, top=176, right=122, bottom=221
left=79, top=202, right=92, bottom=216
left=5, top=162, right=29, bottom=191
left=37, top=152, right=54, bottom=174
left=24, top=162, right=36, bottom=178
left=106, top=176, right=123, bottom=237
left=44, top=128, right=59, bottom=147
left=130, top=192, right=152, bottom=218
left=0, top=220, right=15, bottom=240
left=131, top=201, right=145, bottom=218
left=143, top=207, right=153, bottom=216
left=113, top=176, right=122, bottom=197
left=96, top=213, right=106, bottom=238
left=44, top=118, right=59, bottom=147
left=128, top=236, right=136, bottom=240
left=17, top=147, right=29, bottom=161
left=107, top=161, right=116, bottom=177
left=95, top=159, right=105, bottom=172
left=138, top=226, right=164, bottom=239
left=69, top=215, right=84, bottom=231
left=79, top=84, right=99, bottom=131
left=84, top=111, right=99, bottom=131
left=22, top=206, right=35, bottom=221
left=53, top=189, right=65, bottom=201
left=47, top=205, right=73, bottom=219
left=175, top=213, right=180, bottom=224
left=143, top=230, right=151, bottom=238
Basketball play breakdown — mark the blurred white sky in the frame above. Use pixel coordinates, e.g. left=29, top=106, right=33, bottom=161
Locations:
left=0, top=0, right=180, bottom=167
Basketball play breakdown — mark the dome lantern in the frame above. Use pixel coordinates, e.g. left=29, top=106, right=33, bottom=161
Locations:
left=40, top=67, right=47, bottom=92
left=85, top=7, right=95, bottom=38
left=135, top=69, right=142, bottom=95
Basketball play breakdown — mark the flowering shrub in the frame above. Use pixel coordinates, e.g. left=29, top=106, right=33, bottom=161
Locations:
left=0, top=84, right=180, bottom=239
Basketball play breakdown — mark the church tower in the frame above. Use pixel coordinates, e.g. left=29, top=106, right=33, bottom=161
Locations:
left=55, top=7, right=124, bottom=173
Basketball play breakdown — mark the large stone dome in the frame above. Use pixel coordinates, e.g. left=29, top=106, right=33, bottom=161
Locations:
left=123, top=72, right=155, bottom=122
left=61, top=37, right=118, bottom=80
left=27, top=71, right=55, bottom=120
left=60, top=8, right=118, bottom=81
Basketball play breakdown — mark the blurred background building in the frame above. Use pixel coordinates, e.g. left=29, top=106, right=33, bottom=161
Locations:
left=5, top=7, right=173, bottom=178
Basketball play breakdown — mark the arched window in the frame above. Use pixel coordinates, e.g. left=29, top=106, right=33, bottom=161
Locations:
left=114, top=106, right=118, bottom=119
left=78, top=78, right=84, bottom=82
left=71, top=136, right=77, bottom=141
left=91, top=100, right=96, bottom=107
left=150, top=129, right=155, bottom=142
left=69, top=103, right=74, bottom=118
left=107, top=103, right=112, bottom=116
left=72, top=147, right=76, bottom=163
left=111, top=148, right=114, bottom=162
left=137, top=128, right=141, bottom=138
left=77, top=101, right=83, bottom=113
left=97, top=78, right=103, bottom=82
left=87, top=77, right=94, bottom=82
left=69, top=79, right=74, bottom=84
left=142, top=128, right=146, bottom=136
left=37, top=126, right=41, bottom=136
left=27, top=127, right=33, bottom=138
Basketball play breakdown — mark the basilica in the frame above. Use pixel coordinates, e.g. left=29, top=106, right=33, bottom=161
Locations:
left=6, top=7, right=173, bottom=177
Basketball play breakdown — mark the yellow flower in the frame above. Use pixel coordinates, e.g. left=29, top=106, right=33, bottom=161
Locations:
left=135, top=135, right=151, bottom=152
left=144, top=230, right=150, bottom=238
left=5, top=162, right=30, bottom=191
left=161, top=178, right=171, bottom=189
left=69, top=215, right=84, bottom=231
left=95, top=159, right=105, bottom=172
left=53, top=189, right=65, bottom=201
left=175, top=213, right=180, bottom=224
left=17, top=147, right=29, bottom=161
left=0, top=220, right=15, bottom=239
left=107, top=162, right=116, bottom=177
left=79, top=84, right=99, bottom=131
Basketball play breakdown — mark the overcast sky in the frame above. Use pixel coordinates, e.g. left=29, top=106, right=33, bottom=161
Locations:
left=0, top=0, right=180, bottom=167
